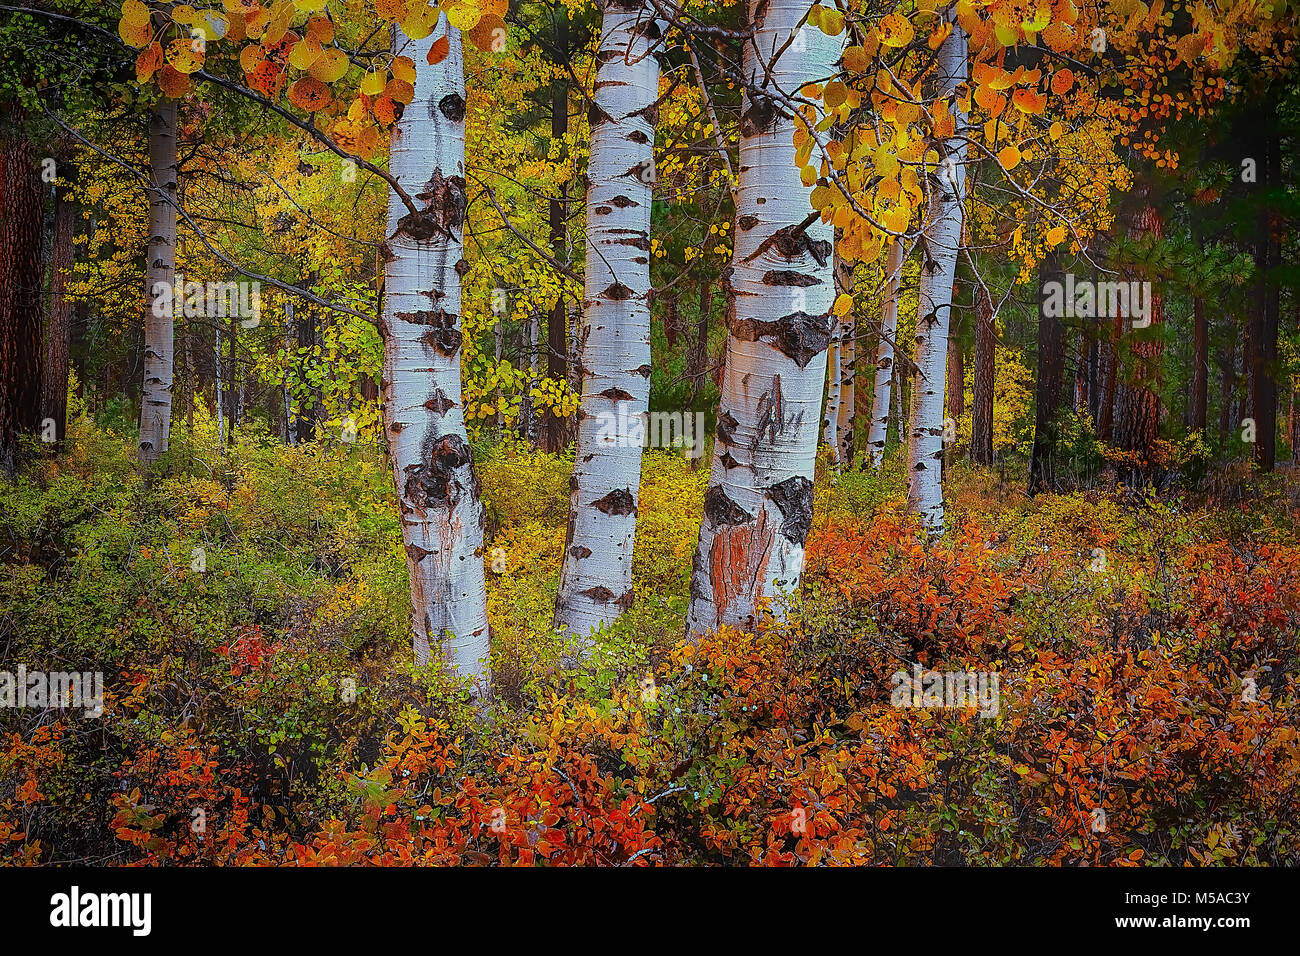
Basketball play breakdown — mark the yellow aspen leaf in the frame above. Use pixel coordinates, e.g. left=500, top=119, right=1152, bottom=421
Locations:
left=289, top=37, right=323, bottom=70
left=166, top=38, right=205, bottom=74
left=1046, top=225, right=1067, bottom=246
left=392, top=55, right=416, bottom=83
left=997, top=144, right=1021, bottom=169
left=878, top=14, right=914, bottom=48
left=293, top=0, right=328, bottom=11
left=928, top=22, right=952, bottom=50
left=833, top=293, right=852, bottom=316
left=309, top=47, right=350, bottom=83
left=402, top=2, right=442, bottom=39
left=360, top=70, right=387, bottom=95
left=842, top=45, right=868, bottom=72
left=820, top=8, right=845, bottom=36
left=800, top=165, right=817, bottom=187
left=823, top=80, right=847, bottom=110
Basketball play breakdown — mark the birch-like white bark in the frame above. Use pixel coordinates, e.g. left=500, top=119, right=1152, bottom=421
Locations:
left=139, top=100, right=178, bottom=462
left=685, top=0, right=842, bottom=636
left=379, top=23, right=489, bottom=687
left=905, top=19, right=968, bottom=532
left=822, top=333, right=841, bottom=455
left=866, top=237, right=904, bottom=468
left=833, top=249, right=855, bottom=465
left=554, top=0, right=662, bottom=641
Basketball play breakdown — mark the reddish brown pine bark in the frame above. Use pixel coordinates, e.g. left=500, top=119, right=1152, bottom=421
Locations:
left=1113, top=201, right=1165, bottom=466
left=41, top=170, right=76, bottom=449
left=0, top=113, right=45, bottom=473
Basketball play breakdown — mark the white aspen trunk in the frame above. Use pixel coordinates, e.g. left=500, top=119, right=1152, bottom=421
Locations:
left=685, top=0, right=842, bottom=636
left=493, top=314, right=503, bottom=434
left=138, top=100, right=178, bottom=462
left=834, top=249, right=855, bottom=465
left=822, top=333, right=841, bottom=456
left=379, top=22, right=489, bottom=688
left=866, top=237, right=904, bottom=468
left=553, top=0, right=662, bottom=642
left=905, top=19, right=968, bottom=532
left=215, top=320, right=224, bottom=442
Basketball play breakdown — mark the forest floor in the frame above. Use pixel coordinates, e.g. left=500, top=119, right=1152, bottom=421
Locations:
left=1, top=407, right=1298, bottom=865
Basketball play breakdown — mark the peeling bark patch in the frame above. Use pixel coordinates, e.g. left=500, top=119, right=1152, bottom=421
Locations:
left=403, top=434, right=472, bottom=513
left=588, top=103, right=612, bottom=128
left=603, top=282, right=636, bottom=301
left=598, top=387, right=635, bottom=401
left=634, top=363, right=653, bottom=378
left=580, top=586, right=617, bottom=603
left=719, top=451, right=742, bottom=470
left=616, top=589, right=635, bottom=611
left=397, top=171, right=466, bottom=240
left=609, top=195, right=637, bottom=208
left=593, top=487, right=637, bottom=516
left=737, top=215, right=760, bottom=231
left=423, top=389, right=456, bottom=416
left=730, top=311, right=831, bottom=368
left=703, top=486, right=754, bottom=526
left=569, top=545, right=593, bottom=559
left=716, top=409, right=739, bottom=445
left=761, top=269, right=822, bottom=287
left=748, top=225, right=832, bottom=266
left=627, top=129, right=649, bottom=144
left=406, top=542, right=434, bottom=563
left=613, top=235, right=651, bottom=251
left=438, top=93, right=466, bottom=123
left=767, top=475, right=814, bottom=545
left=395, top=309, right=463, bottom=356
left=741, top=95, right=778, bottom=136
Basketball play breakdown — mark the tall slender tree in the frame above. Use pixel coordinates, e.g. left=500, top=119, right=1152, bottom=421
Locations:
left=970, top=281, right=995, bottom=465
left=379, top=21, right=489, bottom=686
left=685, top=0, right=841, bottom=636
left=554, top=0, right=663, bottom=642
left=905, top=17, right=967, bottom=532
left=865, top=237, right=903, bottom=468
left=138, top=99, right=178, bottom=462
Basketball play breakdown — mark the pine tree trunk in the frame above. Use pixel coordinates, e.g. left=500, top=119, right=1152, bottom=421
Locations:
left=685, top=0, right=841, bottom=636
left=834, top=250, right=856, bottom=466
left=41, top=167, right=76, bottom=449
left=0, top=111, right=45, bottom=474
left=1028, top=253, right=1066, bottom=494
left=1190, top=295, right=1208, bottom=432
left=905, top=18, right=967, bottom=532
left=1249, top=118, right=1281, bottom=471
left=553, top=0, right=662, bottom=642
left=970, top=283, right=995, bottom=465
left=138, top=100, right=178, bottom=462
left=1113, top=200, right=1165, bottom=467
left=866, top=238, right=904, bottom=468
left=378, top=23, right=489, bottom=686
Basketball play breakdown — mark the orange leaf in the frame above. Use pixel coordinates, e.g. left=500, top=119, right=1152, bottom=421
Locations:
left=427, top=33, right=450, bottom=65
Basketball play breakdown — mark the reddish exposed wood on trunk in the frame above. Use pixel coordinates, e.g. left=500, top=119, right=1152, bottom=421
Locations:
left=1113, top=201, right=1165, bottom=467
